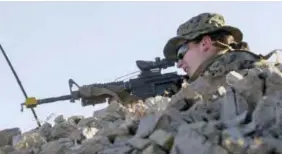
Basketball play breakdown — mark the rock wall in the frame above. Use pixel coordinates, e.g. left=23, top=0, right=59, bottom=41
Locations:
left=1, top=65, right=282, bottom=154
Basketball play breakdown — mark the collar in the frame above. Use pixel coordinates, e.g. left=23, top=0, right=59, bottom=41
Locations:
left=188, top=48, right=230, bottom=82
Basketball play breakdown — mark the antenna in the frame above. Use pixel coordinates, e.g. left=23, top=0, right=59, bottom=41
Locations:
left=0, top=44, right=41, bottom=127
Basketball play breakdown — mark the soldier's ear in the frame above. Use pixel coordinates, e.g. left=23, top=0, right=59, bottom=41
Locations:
left=201, top=36, right=212, bottom=52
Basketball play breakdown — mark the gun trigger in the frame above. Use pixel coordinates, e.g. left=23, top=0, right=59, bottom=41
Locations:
left=24, top=97, right=38, bottom=108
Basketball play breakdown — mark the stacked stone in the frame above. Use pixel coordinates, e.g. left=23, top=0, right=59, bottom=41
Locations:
left=1, top=65, right=282, bottom=154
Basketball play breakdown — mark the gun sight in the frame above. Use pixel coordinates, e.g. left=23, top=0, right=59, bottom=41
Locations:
left=136, top=57, right=175, bottom=71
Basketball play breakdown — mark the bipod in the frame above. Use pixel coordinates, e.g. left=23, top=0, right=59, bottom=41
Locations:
left=0, top=44, right=41, bottom=127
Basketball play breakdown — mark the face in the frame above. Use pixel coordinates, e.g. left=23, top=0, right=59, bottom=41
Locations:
left=176, top=36, right=215, bottom=77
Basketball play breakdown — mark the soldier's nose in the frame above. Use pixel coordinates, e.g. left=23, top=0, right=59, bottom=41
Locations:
left=177, top=60, right=184, bottom=68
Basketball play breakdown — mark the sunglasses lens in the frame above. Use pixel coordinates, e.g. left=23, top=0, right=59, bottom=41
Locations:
left=177, top=44, right=188, bottom=60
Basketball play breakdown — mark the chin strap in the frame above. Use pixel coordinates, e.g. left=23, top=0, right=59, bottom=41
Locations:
left=257, top=49, right=282, bottom=66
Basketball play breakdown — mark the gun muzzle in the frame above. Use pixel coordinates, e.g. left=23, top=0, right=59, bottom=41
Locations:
left=21, top=92, right=80, bottom=111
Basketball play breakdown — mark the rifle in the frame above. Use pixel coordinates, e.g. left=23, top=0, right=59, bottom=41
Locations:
left=21, top=57, right=186, bottom=111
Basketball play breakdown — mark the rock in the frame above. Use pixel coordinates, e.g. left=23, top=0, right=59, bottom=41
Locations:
left=77, top=117, right=99, bottom=128
left=181, top=100, right=219, bottom=123
left=219, top=87, right=249, bottom=124
left=167, top=98, right=194, bottom=111
left=252, top=92, right=282, bottom=133
left=247, top=137, right=282, bottom=154
left=67, top=116, right=84, bottom=125
left=134, top=114, right=164, bottom=138
left=38, top=138, right=74, bottom=154
left=54, top=115, right=66, bottom=124
left=74, top=136, right=112, bottom=154
left=0, top=128, right=21, bottom=147
left=143, top=96, right=171, bottom=114
left=114, top=135, right=133, bottom=145
left=221, top=127, right=251, bottom=153
left=0, top=145, right=15, bottom=153
left=38, top=122, right=52, bottom=141
left=149, top=129, right=174, bottom=151
left=51, top=122, right=78, bottom=139
left=97, top=145, right=133, bottom=154
left=14, top=131, right=47, bottom=151
left=142, top=144, right=166, bottom=154
left=170, top=124, right=226, bottom=154
left=96, top=123, right=130, bottom=143
left=226, top=69, right=264, bottom=110
left=81, top=127, right=99, bottom=139
left=127, top=137, right=151, bottom=150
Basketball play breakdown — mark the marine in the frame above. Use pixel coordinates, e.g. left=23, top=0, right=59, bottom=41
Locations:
left=162, top=12, right=279, bottom=102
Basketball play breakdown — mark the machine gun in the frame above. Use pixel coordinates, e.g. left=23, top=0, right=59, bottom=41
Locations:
left=21, top=57, right=186, bottom=111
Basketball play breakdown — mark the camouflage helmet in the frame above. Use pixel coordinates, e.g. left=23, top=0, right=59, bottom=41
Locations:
left=163, top=13, right=243, bottom=61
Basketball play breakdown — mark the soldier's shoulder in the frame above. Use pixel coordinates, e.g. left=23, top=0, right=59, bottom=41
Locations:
left=203, top=49, right=263, bottom=77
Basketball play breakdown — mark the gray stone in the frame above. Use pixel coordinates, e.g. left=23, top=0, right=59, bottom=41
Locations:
left=0, top=150, right=4, bottom=154
left=159, top=108, right=187, bottom=135
left=38, top=138, right=74, bottom=154
left=226, top=69, right=264, bottom=110
left=179, top=121, right=221, bottom=144
left=38, top=123, right=52, bottom=141
left=141, top=144, right=166, bottom=154
left=74, top=136, right=112, bottom=154
left=105, top=101, right=127, bottom=120
left=252, top=92, right=282, bottom=131
left=130, top=149, right=142, bottom=154
left=114, top=135, right=132, bottom=145
left=263, top=64, right=282, bottom=93
left=97, top=145, right=132, bottom=154
left=95, top=122, right=129, bottom=143
left=167, top=98, right=194, bottom=111
left=221, top=127, right=251, bottom=154
left=246, top=137, right=274, bottom=154
left=93, top=108, right=108, bottom=118
left=14, top=131, right=47, bottom=151
left=127, top=137, right=151, bottom=150
left=0, top=128, right=21, bottom=147
left=149, top=129, right=173, bottom=150
left=0, top=145, right=14, bottom=153
left=181, top=99, right=220, bottom=123
left=81, top=127, right=98, bottom=139
left=259, top=137, right=282, bottom=153
left=170, top=124, right=219, bottom=154
left=54, top=115, right=66, bottom=124
left=219, top=87, right=237, bottom=123
left=135, top=113, right=166, bottom=138
left=67, top=116, right=84, bottom=125
left=51, top=122, right=78, bottom=139
left=223, top=111, right=248, bottom=128
left=143, top=96, right=171, bottom=114
left=77, top=117, right=97, bottom=128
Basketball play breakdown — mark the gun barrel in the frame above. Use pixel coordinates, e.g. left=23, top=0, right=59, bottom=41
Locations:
left=36, top=94, right=73, bottom=105
left=21, top=91, right=81, bottom=108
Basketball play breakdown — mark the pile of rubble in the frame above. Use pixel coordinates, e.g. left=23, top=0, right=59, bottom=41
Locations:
left=1, top=64, right=282, bottom=154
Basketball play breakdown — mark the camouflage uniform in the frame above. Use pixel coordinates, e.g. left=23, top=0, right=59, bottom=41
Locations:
left=163, top=13, right=277, bottom=102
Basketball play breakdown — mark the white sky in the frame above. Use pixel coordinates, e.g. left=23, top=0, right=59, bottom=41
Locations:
left=1, top=1, right=281, bottom=132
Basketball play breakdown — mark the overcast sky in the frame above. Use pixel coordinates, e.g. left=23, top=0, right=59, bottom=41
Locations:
left=1, top=1, right=281, bottom=132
